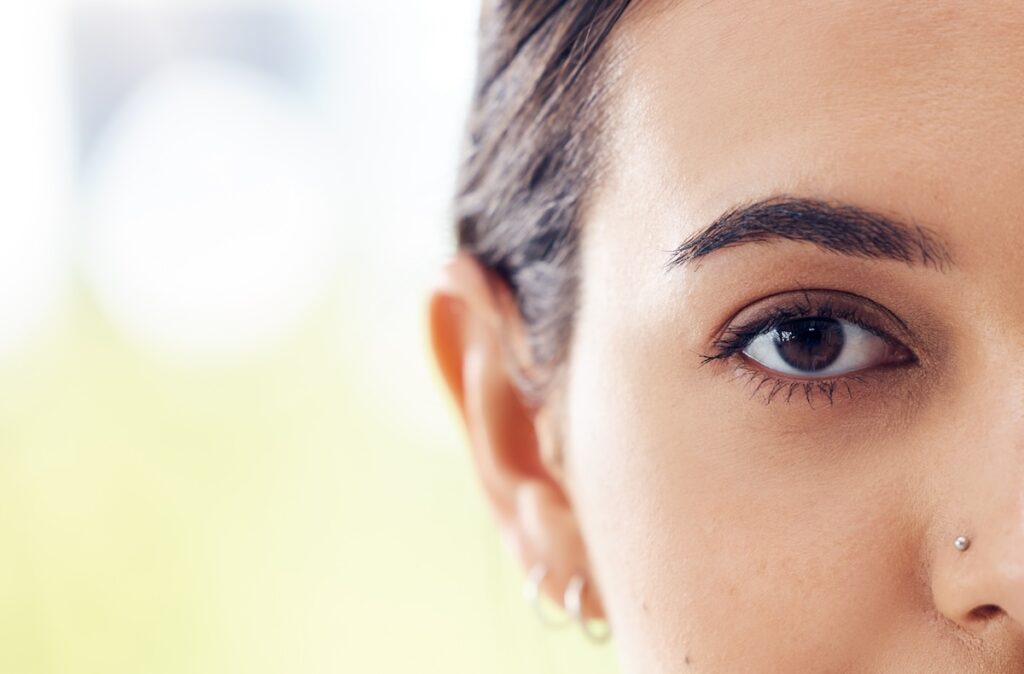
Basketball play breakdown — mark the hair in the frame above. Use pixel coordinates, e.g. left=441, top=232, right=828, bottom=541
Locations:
left=454, top=0, right=636, bottom=400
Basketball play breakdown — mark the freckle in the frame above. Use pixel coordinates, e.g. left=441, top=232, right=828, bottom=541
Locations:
left=641, top=600, right=649, bottom=613
left=685, top=654, right=691, bottom=666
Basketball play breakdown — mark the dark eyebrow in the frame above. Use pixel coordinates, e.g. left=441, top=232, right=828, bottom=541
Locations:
left=664, top=196, right=954, bottom=271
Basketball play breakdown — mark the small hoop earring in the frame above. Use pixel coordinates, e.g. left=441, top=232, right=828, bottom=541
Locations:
left=564, top=573, right=612, bottom=643
left=523, top=563, right=570, bottom=627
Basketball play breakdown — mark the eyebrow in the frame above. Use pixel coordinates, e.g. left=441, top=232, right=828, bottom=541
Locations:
left=664, top=196, right=955, bottom=271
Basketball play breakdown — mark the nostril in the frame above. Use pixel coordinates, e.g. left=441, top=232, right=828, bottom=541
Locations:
left=968, top=604, right=1004, bottom=621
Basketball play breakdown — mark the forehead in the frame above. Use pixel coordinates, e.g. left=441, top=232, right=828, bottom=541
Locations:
left=599, top=0, right=1024, bottom=252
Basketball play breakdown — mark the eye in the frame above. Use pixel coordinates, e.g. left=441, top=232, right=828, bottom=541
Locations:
left=742, top=317, right=902, bottom=378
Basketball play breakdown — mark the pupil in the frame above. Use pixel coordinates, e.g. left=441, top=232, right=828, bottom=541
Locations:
left=773, top=318, right=844, bottom=372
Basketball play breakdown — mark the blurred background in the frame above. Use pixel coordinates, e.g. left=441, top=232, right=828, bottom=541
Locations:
left=2, top=1, right=617, bottom=672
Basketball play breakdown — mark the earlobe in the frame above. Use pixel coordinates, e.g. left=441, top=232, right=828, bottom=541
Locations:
left=426, top=253, right=604, bottom=619
left=514, top=480, right=606, bottom=620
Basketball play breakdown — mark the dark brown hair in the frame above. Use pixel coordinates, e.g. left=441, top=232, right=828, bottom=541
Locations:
left=455, top=0, right=636, bottom=397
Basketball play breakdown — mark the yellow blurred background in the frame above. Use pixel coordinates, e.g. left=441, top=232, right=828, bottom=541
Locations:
left=1, top=1, right=618, bottom=672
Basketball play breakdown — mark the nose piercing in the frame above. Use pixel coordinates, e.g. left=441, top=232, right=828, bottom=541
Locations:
left=954, top=535, right=970, bottom=552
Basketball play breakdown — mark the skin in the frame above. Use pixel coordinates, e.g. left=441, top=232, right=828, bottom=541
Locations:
left=430, top=1, right=1024, bottom=671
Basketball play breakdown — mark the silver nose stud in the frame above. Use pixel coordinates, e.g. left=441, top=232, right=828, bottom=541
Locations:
left=954, top=535, right=970, bottom=552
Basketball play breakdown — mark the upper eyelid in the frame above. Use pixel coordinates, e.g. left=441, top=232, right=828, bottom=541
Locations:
left=702, top=290, right=915, bottom=362
left=738, top=308, right=888, bottom=346
left=725, top=288, right=912, bottom=339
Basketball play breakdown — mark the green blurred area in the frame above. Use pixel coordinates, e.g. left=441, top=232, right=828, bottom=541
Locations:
left=0, top=286, right=618, bottom=674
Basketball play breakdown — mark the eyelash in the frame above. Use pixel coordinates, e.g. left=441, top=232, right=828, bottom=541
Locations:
left=698, top=295, right=909, bottom=408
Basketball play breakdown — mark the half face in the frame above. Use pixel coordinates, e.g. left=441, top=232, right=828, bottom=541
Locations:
left=564, top=0, right=1024, bottom=671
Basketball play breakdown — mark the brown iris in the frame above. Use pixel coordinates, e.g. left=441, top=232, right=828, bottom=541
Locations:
left=773, top=318, right=845, bottom=372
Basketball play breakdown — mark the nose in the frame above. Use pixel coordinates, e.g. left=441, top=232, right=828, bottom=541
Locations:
left=933, top=533, right=1024, bottom=634
left=927, top=346, right=1024, bottom=638
left=932, top=488, right=1024, bottom=636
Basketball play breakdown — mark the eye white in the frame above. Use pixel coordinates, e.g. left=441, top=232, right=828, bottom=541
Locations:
left=742, top=319, right=889, bottom=378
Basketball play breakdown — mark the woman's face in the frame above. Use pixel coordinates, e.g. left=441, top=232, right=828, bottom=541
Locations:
left=564, top=0, right=1024, bottom=671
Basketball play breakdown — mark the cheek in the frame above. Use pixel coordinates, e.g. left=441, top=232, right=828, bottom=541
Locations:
left=561, top=312, right=928, bottom=672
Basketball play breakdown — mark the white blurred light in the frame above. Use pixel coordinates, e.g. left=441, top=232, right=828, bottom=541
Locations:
left=85, top=60, right=340, bottom=359
left=322, top=0, right=479, bottom=446
left=0, top=2, right=71, bottom=357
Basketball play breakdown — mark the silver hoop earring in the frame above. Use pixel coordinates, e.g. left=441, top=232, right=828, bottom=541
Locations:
left=523, top=563, right=570, bottom=627
left=564, top=573, right=612, bottom=643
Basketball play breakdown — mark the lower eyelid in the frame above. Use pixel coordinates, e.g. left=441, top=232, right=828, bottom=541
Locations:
left=729, top=359, right=879, bottom=407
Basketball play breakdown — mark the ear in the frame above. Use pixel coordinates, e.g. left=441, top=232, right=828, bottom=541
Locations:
left=427, top=252, right=604, bottom=619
